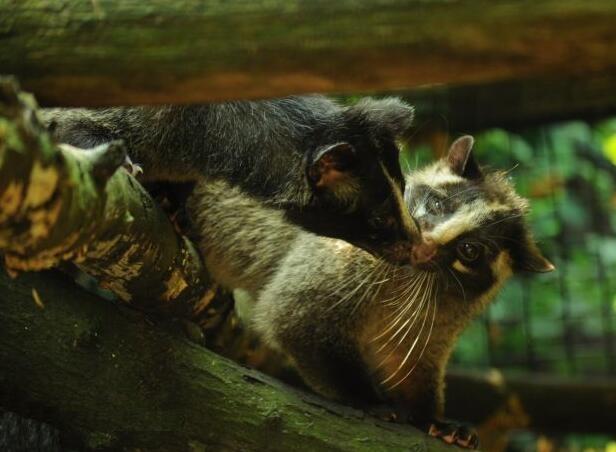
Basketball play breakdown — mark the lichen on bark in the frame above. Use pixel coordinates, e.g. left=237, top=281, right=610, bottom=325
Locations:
left=0, top=77, right=215, bottom=320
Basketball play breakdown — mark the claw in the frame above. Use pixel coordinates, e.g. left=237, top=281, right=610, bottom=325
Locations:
left=428, top=420, right=479, bottom=450
left=123, top=155, right=143, bottom=177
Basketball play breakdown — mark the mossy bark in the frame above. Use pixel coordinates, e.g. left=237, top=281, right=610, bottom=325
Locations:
left=0, top=269, right=452, bottom=451
left=1, top=0, right=616, bottom=107
left=0, top=77, right=214, bottom=320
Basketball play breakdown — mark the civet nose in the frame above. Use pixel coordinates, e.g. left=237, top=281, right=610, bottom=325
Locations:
left=411, top=238, right=437, bottom=265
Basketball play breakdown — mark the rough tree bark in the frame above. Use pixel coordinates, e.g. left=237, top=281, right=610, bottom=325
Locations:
left=0, top=77, right=215, bottom=320
left=1, top=0, right=615, bottom=107
left=0, top=269, right=451, bottom=452
left=1, top=267, right=613, bottom=450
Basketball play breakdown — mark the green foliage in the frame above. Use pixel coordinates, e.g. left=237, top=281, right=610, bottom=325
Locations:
left=445, top=119, right=616, bottom=377
left=395, top=117, right=616, bottom=378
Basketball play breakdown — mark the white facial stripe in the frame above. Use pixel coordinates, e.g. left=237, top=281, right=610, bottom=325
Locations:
left=412, top=162, right=464, bottom=188
left=452, top=260, right=472, bottom=273
left=426, top=185, right=448, bottom=197
left=406, top=163, right=517, bottom=247
left=427, top=201, right=490, bottom=245
left=425, top=198, right=515, bottom=245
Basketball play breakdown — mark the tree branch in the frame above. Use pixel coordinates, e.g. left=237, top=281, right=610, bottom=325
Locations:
left=0, top=269, right=451, bottom=451
left=0, top=77, right=214, bottom=320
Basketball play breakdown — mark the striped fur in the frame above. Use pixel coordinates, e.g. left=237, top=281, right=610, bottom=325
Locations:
left=188, top=136, right=553, bottom=435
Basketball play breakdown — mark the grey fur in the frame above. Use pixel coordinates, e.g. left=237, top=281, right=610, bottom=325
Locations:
left=351, top=97, right=415, bottom=137
left=188, top=139, right=552, bottom=427
left=41, top=96, right=419, bottom=258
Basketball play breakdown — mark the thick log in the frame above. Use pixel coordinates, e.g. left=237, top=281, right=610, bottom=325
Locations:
left=0, top=77, right=215, bottom=320
left=0, top=269, right=451, bottom=451
left=1, top=1, right=616, bottom=107
left=205, top=325, right=616, bottom=437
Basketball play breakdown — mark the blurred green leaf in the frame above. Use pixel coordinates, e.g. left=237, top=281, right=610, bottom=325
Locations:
left=603, top=133, right=616, bottom=165
left=452, top=116, right=616, bottom=381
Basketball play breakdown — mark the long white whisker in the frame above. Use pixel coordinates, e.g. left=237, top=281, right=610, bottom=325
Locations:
left=327, top=264, right=378, bottom=311
left=441, top=185, right=478, bottom=202
left=382, top=274, right=430, bottom=344
left=373, top=272, right=427, bottom=341
left=351, top=262, right=388, bottom=314
left=382, top=272, right=424, bottom=309
left=380, top=274, right=435, bottom=385
left=483, top=213, right=523, bottom=229
left=376, top=272, right=431, bottom=357
left=387, top=275, right=438, bottom=389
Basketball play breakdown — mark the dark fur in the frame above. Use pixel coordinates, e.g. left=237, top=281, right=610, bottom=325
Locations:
left=0, top=410, right=61, bottom=452
left=41, top=96, right=419, bottom=259
left=187, top=136, right=553, bottom=448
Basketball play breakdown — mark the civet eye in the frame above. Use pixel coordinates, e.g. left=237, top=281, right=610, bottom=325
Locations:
left=427, top=198, right=443, bottom=215
left=457, top=242, right=480, bottom=262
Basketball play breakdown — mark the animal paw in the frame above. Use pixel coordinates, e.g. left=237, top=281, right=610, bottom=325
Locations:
left=427, top=420, right=479, bottom=449
left=123, top=155, right=143, bottom=177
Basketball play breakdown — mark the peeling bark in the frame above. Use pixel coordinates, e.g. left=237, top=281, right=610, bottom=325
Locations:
left=0, top=77, right=214, bottom=320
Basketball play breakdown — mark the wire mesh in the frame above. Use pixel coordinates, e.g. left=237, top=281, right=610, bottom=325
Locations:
left=406, top=120, right=616, bottom=377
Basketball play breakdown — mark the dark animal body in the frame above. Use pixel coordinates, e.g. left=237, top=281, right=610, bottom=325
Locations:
left=42, top=100, right=553, bottom=448
left=41, top=96, right=420, bottom=262
left=188, top=136, right=553, bottom=448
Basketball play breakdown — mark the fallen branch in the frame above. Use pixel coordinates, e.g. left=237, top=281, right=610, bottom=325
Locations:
left=0, top=269, right=451, bottom=451
left=0, top=77, right=214, bottom=320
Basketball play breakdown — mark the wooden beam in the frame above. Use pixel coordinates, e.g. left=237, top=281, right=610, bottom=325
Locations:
left=1, top=1, right=616, bottom=107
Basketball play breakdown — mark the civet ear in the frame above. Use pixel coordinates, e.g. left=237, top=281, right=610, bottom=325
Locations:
left=447, top=135, right=482, bottom=180
left=306, top=142, right=358, bottom=192
left=346, top=97, right=415, bottom=138
left=514, top=235, right=556, bottom=273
